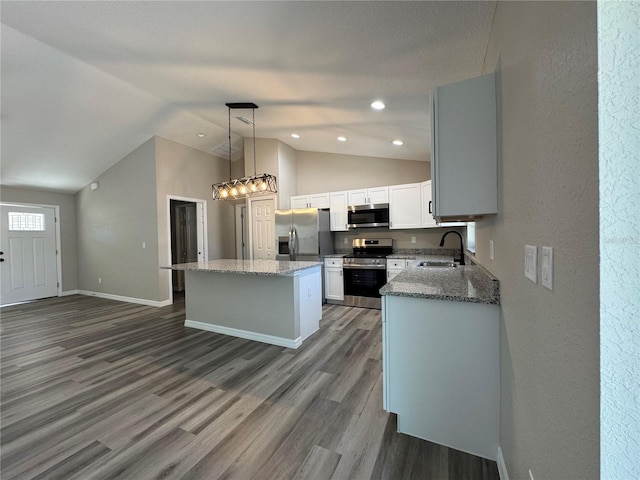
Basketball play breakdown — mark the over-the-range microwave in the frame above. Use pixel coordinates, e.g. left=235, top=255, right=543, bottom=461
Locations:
left=347, top=203, right=389, bottom=229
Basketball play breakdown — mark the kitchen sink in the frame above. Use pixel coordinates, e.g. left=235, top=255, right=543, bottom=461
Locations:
left=416, top=261, right=457, bottom=268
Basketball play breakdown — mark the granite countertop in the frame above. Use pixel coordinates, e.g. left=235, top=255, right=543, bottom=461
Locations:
left=162, top=259, right=322, bottom=276
left=380, top=261, right=500, bottom=305
left=324, top=254, right=346, bottom=258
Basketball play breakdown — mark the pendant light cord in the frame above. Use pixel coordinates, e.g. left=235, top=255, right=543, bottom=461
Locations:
left=252, top=108, right=257, bottom=176
left=228, top=106, right=232, bottom=181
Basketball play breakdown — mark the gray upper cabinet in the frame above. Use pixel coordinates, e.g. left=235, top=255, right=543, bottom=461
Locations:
left=431, top=73, right=497, bottom=222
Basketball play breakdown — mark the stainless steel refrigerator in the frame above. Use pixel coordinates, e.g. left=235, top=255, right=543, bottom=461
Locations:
left=275, top=208, right=334, bottom=262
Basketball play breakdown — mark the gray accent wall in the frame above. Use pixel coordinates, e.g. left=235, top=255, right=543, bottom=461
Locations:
left=0, top=186, right=78, bottom=292
left=296, top=151, right=429, bottom=194
left=475, top=2, right=599, bottom=479
left=76, top=137, right=160, bottom=301
left=75, top=136, right=236, bottom=304
left=277, top=141, right=298, bottom=210
left=155, top=136, right=236, bottom=301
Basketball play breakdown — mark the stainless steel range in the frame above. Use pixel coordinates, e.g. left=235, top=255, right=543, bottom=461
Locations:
left=343, top=238, right=393, bottom=309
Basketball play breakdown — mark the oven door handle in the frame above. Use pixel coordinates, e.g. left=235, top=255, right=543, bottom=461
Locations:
left=342, top=264, right=386, bottom=270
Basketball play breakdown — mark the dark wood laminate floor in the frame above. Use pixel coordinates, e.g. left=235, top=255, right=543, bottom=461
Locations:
left=1, top=294, right=499, bottom=480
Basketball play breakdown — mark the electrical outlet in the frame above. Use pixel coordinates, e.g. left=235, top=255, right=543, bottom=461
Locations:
left=489, top=240, right=495, bottom=260
left=142, top=242, right=146, bottom=249
left=411, top=236, right=416, bottom=244
left=525, top=245, right=537, bottom=283
left=98, top=277, right=102, bottom=284
left=343, top=237, right=348, bottom=244
left=541, top=246, right=553, bottom=290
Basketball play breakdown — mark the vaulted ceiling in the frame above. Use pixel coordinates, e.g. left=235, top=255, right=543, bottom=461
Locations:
left=1, top=1, right=496, bottom=193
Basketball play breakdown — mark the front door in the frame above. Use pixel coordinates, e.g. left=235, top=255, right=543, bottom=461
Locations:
left=251, top=199, right=275, bottom=260
left=0, top=205, right=58, bottom=305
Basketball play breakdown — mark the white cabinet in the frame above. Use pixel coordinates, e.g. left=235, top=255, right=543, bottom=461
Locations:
left=422, top=181, right=466, bottom=228
left=290, top=195, right=309, bottom=209
left=431, top=72, right=497, bottom=222
left=383, top=294, right=499, bottom=460
left=386, top=258, right=417, bottom=281
left=389, top=183, right=421, bottom=229
left=348, top=187, right=389, bottom=206
left=387, top=258, right=407, bottom=281
left=421, top=181, right=438, bottom=228
left=324, top=257, right=344, bottom=302
left=290, top=193, right=330, bottom=209
left=329, top=191, right=348, bottom=232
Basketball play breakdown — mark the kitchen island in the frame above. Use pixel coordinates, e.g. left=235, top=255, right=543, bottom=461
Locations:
left=380, top=261, right=500, bottom=461
left=165, top=260, right=322, bottom=349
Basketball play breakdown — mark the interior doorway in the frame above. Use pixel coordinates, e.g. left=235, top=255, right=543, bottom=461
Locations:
left=170, top=200, right=198, bottom=292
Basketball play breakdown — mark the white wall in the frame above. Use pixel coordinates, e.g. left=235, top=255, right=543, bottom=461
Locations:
left=476, top=2, right=599, bottom=479
left=296, top=151, right=428, bottom=194
left=598, top=1, right=640, bottom=477
left=0, top=186, right=78, bottom=292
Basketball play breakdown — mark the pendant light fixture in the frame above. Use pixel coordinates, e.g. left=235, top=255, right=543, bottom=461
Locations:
left=212, top=102, right=278, bottom=200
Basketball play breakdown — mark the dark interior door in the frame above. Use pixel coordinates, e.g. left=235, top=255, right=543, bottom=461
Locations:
left=170, top=200, right=198, bottom=292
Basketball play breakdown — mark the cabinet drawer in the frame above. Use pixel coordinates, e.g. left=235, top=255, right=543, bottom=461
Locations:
left=325, top=258, right=344, bottom=267
left=387, top=259, right=407, bottom=269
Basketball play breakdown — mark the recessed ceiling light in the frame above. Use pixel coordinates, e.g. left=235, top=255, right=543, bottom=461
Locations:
left=337, top=136, right=347, bottom=142
left=196, top=133, right=206, bottom=138
left=291, top=133, right=300, bottom=139
left=392, top=139, right=404, bottom=146
left=371, top=100, right=386, bottom=110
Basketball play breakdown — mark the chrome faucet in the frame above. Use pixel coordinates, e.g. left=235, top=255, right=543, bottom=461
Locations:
left=439, top=231, right=465, bottom=265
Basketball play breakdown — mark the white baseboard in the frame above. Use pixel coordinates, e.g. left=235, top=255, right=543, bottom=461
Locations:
left=184, top=319, right=304, bottom=349
left=77, top=290, right=171, bottom=308
left=497, top=447, right=509, bottom=480
left=61, top=289, right=79, bottom=296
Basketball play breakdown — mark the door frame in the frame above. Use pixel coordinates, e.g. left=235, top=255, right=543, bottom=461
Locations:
left=235, top=203, right=247, bottom=260
left=165, top=195, right=207, bottom=303
left=0, top=201, right=62, bottom=300
left=246, top=194, right=277, bottom=260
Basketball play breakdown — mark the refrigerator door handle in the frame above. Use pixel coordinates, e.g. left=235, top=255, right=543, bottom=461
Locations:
left=291, top=227, right=298, bottom=261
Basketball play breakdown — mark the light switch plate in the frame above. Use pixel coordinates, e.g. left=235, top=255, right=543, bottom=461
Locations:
left=525, top=245, right=537, bottom=283
left=411, top=236, right=416, bottom=244
left=541, top=246, right=553, bottom=290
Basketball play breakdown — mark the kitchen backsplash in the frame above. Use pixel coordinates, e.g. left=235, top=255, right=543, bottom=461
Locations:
left=333, top=225, right=466, bottom=252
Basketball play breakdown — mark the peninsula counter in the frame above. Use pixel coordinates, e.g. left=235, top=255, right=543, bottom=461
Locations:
left=164, top=260, right=323, bottom=349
